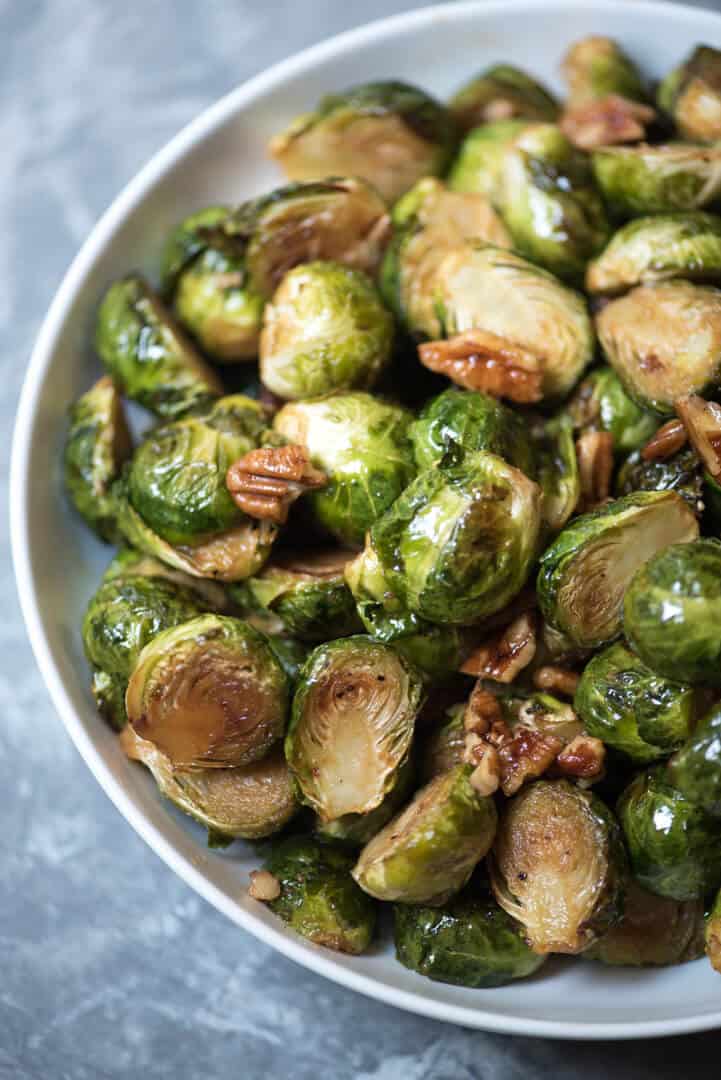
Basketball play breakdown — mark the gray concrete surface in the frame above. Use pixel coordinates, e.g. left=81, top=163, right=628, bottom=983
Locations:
left=3, top=2, right=721, bottom=1076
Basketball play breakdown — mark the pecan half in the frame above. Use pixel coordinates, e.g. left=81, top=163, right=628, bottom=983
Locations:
left=248, top=869, right=281, bottom=902
left=576, top=430, right=614, bottom=510
left=418, top=329, right=543, bottom=403
left=555, top=734, right=606, bottom=781
left=227, top=444, right=327, bottom=525
left=561, top=95, right=656, bottom=150
left=641, top=418, right=688, bottom=462
left=460, top=612, right=537, bottom=683
left=675, top=395, right=721, bottom=477
left=533, top=665, right=580, bottom=698
left=497, top=726, right=563, bottom=797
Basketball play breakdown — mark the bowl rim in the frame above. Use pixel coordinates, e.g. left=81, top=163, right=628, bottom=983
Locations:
left=11, top=0, right=721, bottom=1040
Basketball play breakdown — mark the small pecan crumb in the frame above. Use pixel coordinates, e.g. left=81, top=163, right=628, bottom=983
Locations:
left=227, top=444, right=327, bottom=525
left=533, top=665, right=580, bottom=698
left=463, top=683, right=506, bottom=737
left=418, top=329, right=543, bottom=404
left=561, top=94, right=656, bottom=150
left=576, top=430, right=614, bottom=510
left=641, top=418, right=687, bottom=462
left=248, top=869, right=281, bottom=902
left=675, top=395, right=721, bottom=478
left=469, top=745, right=501, bottom=797
left=555, top=734, right=606, bottom=780
left=460, top=613, right=537, bottom=683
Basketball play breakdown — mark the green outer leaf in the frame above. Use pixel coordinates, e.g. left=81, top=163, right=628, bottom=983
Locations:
left=230, top=561, right=361, bottom=643
left=591, top=145, right=721, bottom=218
left=448, top=120, right=528, bottom=201
left=569, top=366, right=660, bottom=455
left=159, top=205, right=231, bottom=293
left=668, top=702, right=721, bottom=816
left=616, top=446, right=704, bottom=513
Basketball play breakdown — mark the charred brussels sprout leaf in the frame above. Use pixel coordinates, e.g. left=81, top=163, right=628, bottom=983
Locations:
left=273, top=393, right=415, bottom=547
left=585, top=879, right=704, bottom=967
left=562, top=36, right=648, bottom=105
left=490, top=779, right=626, bottom=954
left=126, top=614, right=289, bottom=769
left=95, top=275, right=222, bottom=418
left=657, top=46, right=721, bottom=143
left=624, top=539, right=721, bottom=685
left=353, top=765, right=498, bottom=905
left=617, top=767, right=721, bottom=900
left=263, top=836, right=376, bottom=954
left=448, top=120, right=528, bottom=201
left=286, top=636, right=423, bottom=822
left=616, top=445, right=703, bottom=512
left=706, top=887, right=721, bottom=973
left=450, top=64, right=558, bottom=132
left=538, top=492, right=699, bottom=650
left=575, top=641, right=698, bottom=763
left=394, top=888, right=546, bottom=987
left=567, top=366, right=658, bottom=455
left=259, top=261, right=393, bottom=400
left=668, top=702, right=721, bottom=816
left=64, top=376, right=131, bottom=542
left=269, top=81, right=456, bottom=204
left=592, top=144, right=721, bottom=217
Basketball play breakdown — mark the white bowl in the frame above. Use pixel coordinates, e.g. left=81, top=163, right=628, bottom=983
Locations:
left=11, top=0, right=721, bottom=1040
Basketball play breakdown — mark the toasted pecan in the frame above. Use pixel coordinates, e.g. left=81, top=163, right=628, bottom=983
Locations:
left=533, top=664, right=580, bottom=698
left=227, top=444, right=327, bottom=525
left=641, top=418, right=687, bottom=462
left=561, top=94, right=655, bottom=150
left=576, top=430, right=614, bottom=509
left=675, top=395, right=721, bottom=477
left=418, top=329, right=543, bottom=403
left=460, top=612, right=537, bottom=683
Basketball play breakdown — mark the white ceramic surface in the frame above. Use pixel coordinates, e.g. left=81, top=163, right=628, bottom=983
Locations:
left=11, top=0, right=721, bottom=1039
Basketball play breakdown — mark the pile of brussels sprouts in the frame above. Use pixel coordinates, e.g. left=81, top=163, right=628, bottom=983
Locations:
left=66, top=36, right=721, bottom=987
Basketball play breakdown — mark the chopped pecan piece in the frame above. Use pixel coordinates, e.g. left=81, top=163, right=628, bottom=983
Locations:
left=418, top=329, right=543, bottom=403
left=463, top=683, right=508, bottom=739
left=533, top=664, right=580, bottom=698
left=561, top=94, right=656, bottom=150
left=248, top=869, right=281, bottom=902
left=675, top=395, right=721, bottom=477
left=497, top=726, right=563, bottom=796
left=460, top=612, right=537, bottom=682
left=555, top=734, right=606, bottom=781
left=226, top=444, right=327, bottom=525
left=641, top=418, right=688, bottom=462
left=576, top=430, right=614, bottom=510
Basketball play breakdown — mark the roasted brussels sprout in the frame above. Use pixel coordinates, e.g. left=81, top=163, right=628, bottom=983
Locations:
left=498, top=123, right=610, bottom=283
left=489, top=779, right=626, bottom=954
left=122, top=727, right=298, bottom=842
left=82, top=575, right=206, bottom=729
left=269, top=81, right=456, bottom=204
left=229, top=548, right=361, bottom=642
left=448, top=120, right=528, bottom=201
left=657, top=46, right=721, bottom=143
left=706, top=887, right=721, bottom=973
left=126, top=614, right=289, bottom=768
left=286, top=636, right=422, bottom=822
left=624, top=539, right=721, bottom=685
left=668, top=702, right=721, bottom=816
left=585, top=879, right=704, bottom=967
left=575, top=641, right=698, bottom=763
left=587, top=213, right=721, bottom=295
left=567, top=366, right=658, bottom=455
left=394, top=888, right=546, bottom=987
left=262, top=836, right=376, bottom=954
left=64, top=376, right=131, bottom=542
left=592, top=144, right=721, bottom=217
left=316, top=759, right=415, bottom=848
left=538, top=492, right=698, bottom=650
left=562, top=36, right=648, bottom=105
left=617, top=767, right=721, bottom=900
left=95, top=275, right=222, bottom=418
left=273, top=393, right=415, bottom=547
left=409, top=388, right=535, bottom=475
left=353, top=765, right=497, bottom=905
left=615, top=445, right=704, bottom=512
left=534, top=415, right=580, bottom=535
left=450, top=64, right=558, bottom=132
left=259, top=261, right=393, bottom=400
left=101, top=546, right=231, bottom=612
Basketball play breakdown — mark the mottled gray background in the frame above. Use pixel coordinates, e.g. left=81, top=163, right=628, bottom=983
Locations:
left=3, top=2, right=721, bottom=1077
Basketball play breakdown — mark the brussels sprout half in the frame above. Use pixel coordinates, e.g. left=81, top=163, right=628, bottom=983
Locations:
left=95, top=275, right=222, bottom=419
left=624, top=539, right=721, bottom=685
left=586, top=213, right=721, bottom=295
left=616, top=445, right=704, bottom=513
left=585, top=879, right=704, bottom=967
left=561, top=36, right=649, bottom=105
left=394, top=888, right=546, bottom=987
left=353, top=764, right=498, bottom=905
left=592, top=144, right=721, bottom=217
left=617, top=767, right=721, bottom=900
left=126, top=614, right=289, bottom=769
left=450, top=64, right=558, bottom=132
left=316, top=759, right=415, bottom=848
left=273, top=393, right=416, bottom=548
left=669, top=702, right=721, bottom=817
left=259, top=261, right=393, bottom=400
left=64, top=376, right=131, bottom=542
left=448, top=120, right=528, bottom=201
left=706, top=887, right=721, bottom=973
left=269, top=81, right=456, bottom=204
left=567, top=366, right=658, bottom=456
left=538, top=492, right=699, bottom=651
left=575, top=641, right=698, bottom=763
left=489, top=779, right=626, bottom=954
left=657, top=46, right=721, bottom=143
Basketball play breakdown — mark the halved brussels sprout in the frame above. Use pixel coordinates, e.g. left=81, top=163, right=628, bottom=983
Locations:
left=617, top=767, right=721, bottom=900
left=706, top=887, right=721, bottom=973
left=448, top=120, right=528, bottom=201
left=615, top=445, right=704, bottom=512
left=259, top=261, right=393, bottom=400
left=669, top=702, right=721, bottom=816
left=585, top=879, right=704, bottom=967
left=534, top=414, right=580, bottom=535
left=122, top=728, right=298, bottom=842
left=369, top=450, right=541, bottom=627
left=161, top=205, right=230, bottom=290
left=409, top=387, right=535, bottom=475
left=567, top=366, right=658, bottom=455
left=561, top=36, right=648, bottom=105
left=286, top=636, right=423, bottom=822
left=592, top=144, right=721, bottom=217
left=450, top=64, right=558, bottom=132
left=64, top=376, right=131, bottom=542
left=229, top=548, right=361, bottom=642
left=538, top=491, right=698, bottom=650
left=489, top=779, right=626, bottom=954
left=420, top=703, right=466, bottom=781
left=82, top=575, right=206, bottom=729
left=587, top=213, right=721, bottom=295
left=102, top=546, right=231, bottom=612
left=394, top=887, right=546, bottom=987
left=273, top=393, right=415, bottom=547
left=624, top=539, right=721, bottom=685
left=126, top=614, right=289, bottom=768
left=268, top=81, right=456, bottom=204
left=498, top=123, right=610, bottom=283
left=352, top=764, right=497, bottom=905
left=657, top=46, right=721, bottom=143
left=262, top=836, right=376, bottom=954
left=95, top=275, right=222, bottom=418
left=575, top=641, right=698, bottom=763
left=316, top=759, right=415, bottom=848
